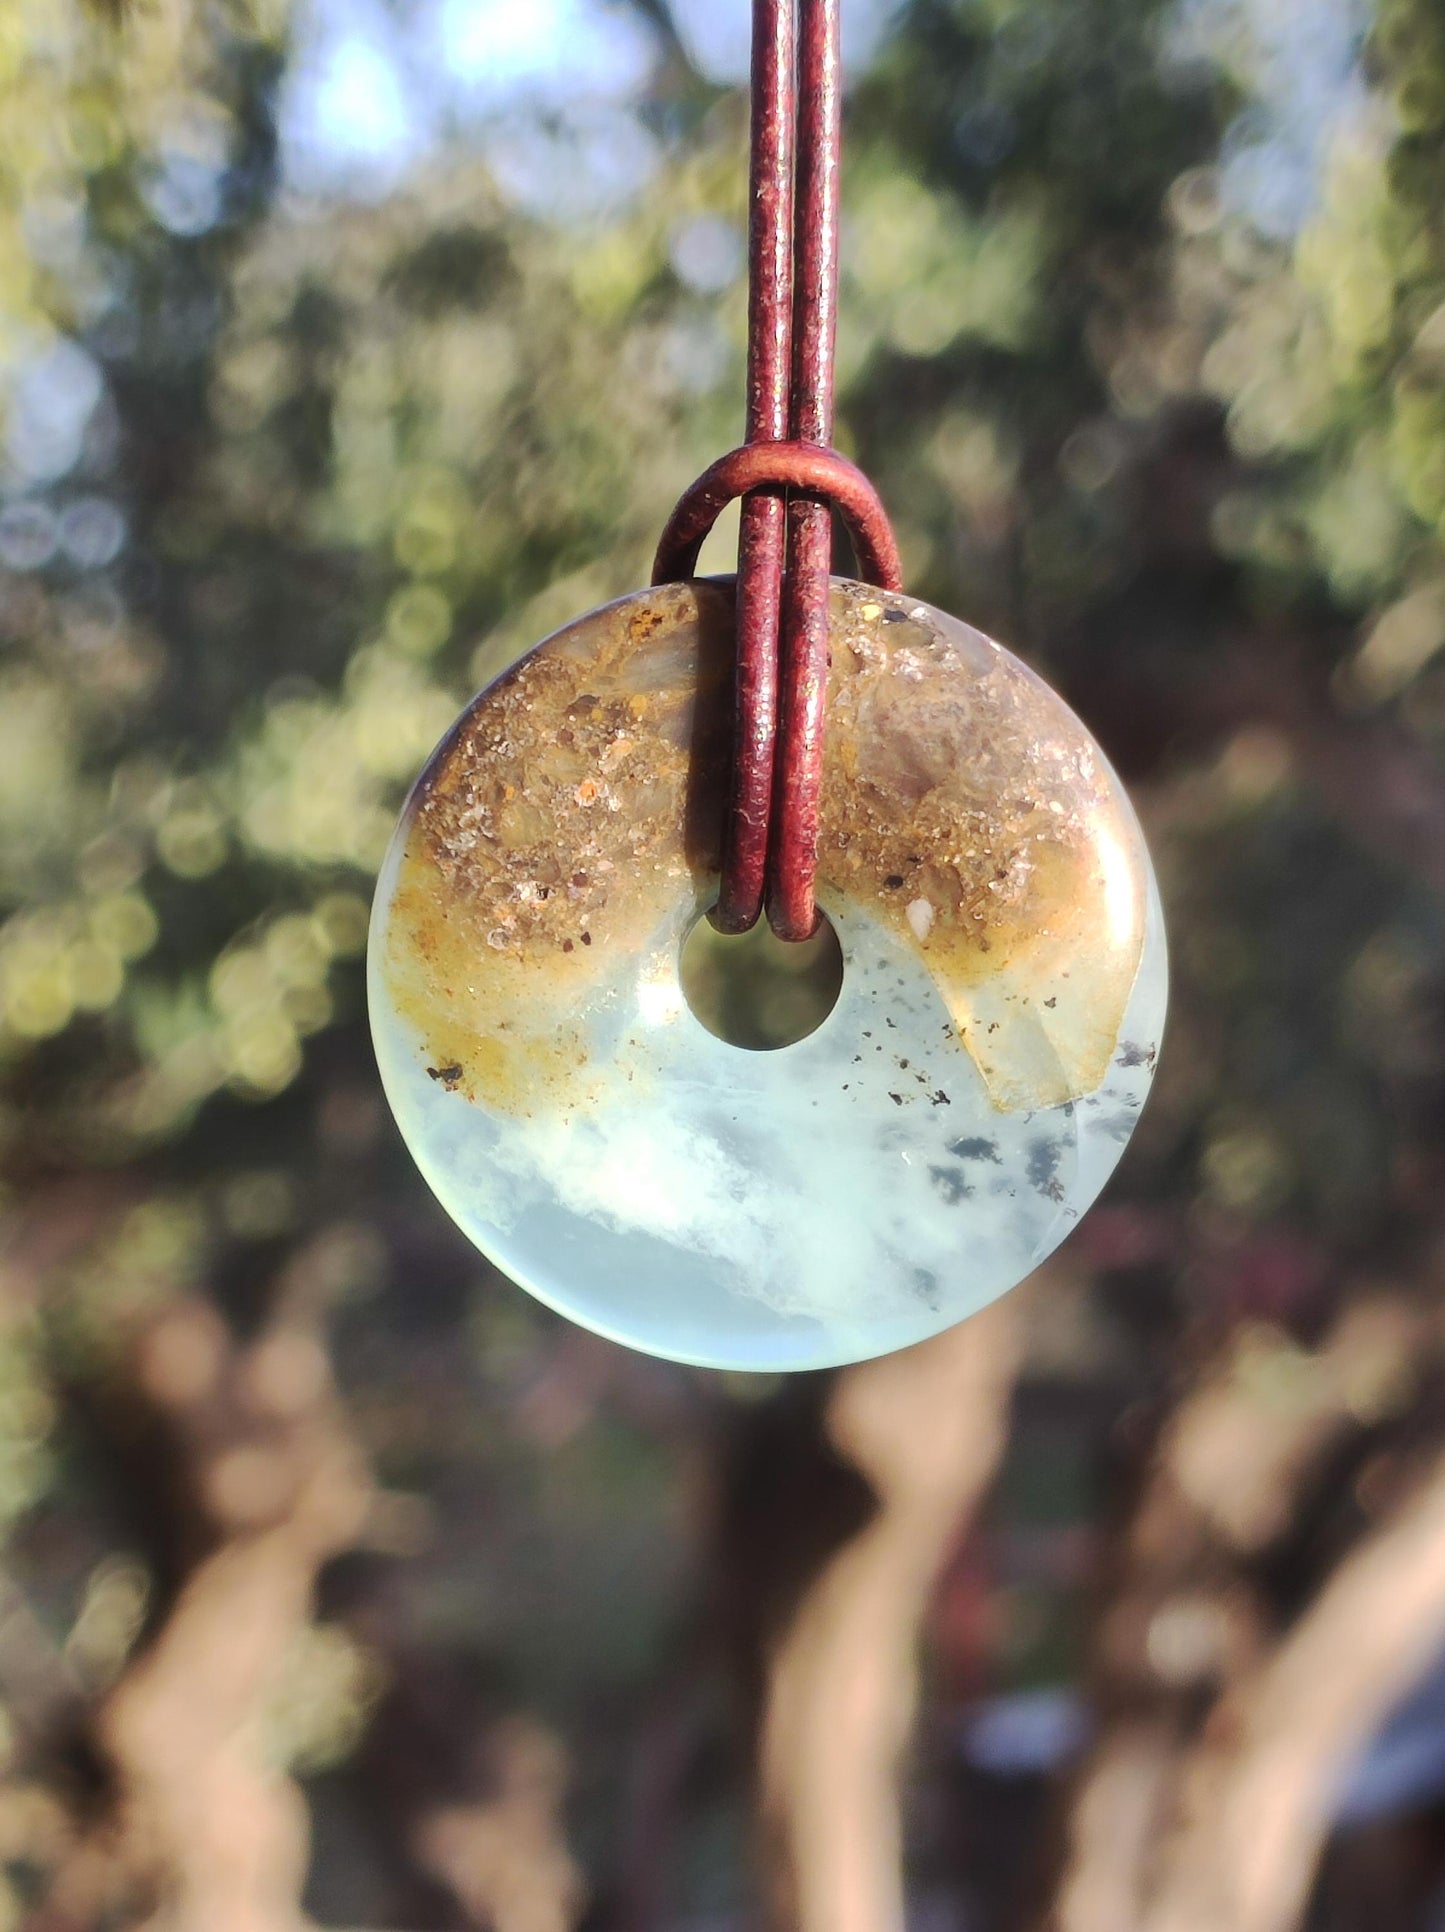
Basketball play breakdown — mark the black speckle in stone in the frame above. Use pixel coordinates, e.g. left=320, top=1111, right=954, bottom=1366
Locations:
left=884, top=607, right=909, bottom=624
left=931, top=1091, right=951, bottom=1106
left=1027, top=1137, right=1067, bottom=1203
left=929, top=1164, right=972, bottom=1205
left=1117, top=1039, right=1157, bottom=1069
left=949, top=1136, right=1002, bottom=1164
left=885, top=874, right=905, bottom=889
left=889, top=1092, right=904, bottom=1105
left=913, top=1267, right=941, bottom=1307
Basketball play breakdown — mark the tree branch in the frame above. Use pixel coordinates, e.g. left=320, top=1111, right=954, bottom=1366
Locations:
left=758, top=1301, right=1019, bottom=1932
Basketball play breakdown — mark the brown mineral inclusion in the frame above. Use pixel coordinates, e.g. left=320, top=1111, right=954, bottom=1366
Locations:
left=381, top=579, right=1149, bottom=1117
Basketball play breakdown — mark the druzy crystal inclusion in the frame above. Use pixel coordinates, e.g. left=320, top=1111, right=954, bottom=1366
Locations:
left=368, top=578, right=1167, bottom=1372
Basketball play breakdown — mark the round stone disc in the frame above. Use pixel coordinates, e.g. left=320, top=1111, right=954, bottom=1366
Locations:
left=368, top=578, right=1167, bottom=1371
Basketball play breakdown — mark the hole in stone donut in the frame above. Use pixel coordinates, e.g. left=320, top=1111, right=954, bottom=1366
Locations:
left=679, top=908, right=844, bottom=1050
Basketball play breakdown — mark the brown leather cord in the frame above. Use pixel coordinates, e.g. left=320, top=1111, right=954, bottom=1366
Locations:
left=652, top=0, right=900, bottom=939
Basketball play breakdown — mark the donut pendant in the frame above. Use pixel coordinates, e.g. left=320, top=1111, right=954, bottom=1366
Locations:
left=368, top=579, right=1159, bottom=1367
left=368, top=578, right=1166, bottom=1371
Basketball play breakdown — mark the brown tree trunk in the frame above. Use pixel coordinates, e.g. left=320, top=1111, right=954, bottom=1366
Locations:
left=757, top=1301, right=1019, bottom=1932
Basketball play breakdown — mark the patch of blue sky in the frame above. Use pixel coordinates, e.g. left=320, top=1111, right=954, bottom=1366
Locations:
left=280, top=3, right=426, bottom=198
left=1166, top=0, right=1372, bottom=235
left=278, top=0, right=660, bottom=209
left=278, top=0, right=908, bottom=214
left=436, top=0, right=655, bottom=101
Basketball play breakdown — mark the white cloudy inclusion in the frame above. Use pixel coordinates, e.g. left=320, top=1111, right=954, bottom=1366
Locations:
left=368, top=579, right=1167, bottom=1372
